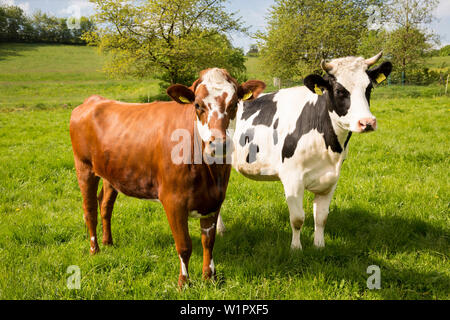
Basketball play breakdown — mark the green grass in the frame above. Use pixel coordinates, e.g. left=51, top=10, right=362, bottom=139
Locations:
left=0, top=43, right=160, bottom=110
left=426, top=55, right=450, bottom=69
left=0, top=44, right=449, bottom=299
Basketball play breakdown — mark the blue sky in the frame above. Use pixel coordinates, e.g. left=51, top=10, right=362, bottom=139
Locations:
left=2, top=0, right=449, bottom=51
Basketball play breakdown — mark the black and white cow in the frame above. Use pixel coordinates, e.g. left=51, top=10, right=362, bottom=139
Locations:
left=219, top=52, right=392, bottom=249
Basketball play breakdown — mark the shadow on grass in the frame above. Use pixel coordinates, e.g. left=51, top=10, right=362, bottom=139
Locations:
left=205, top=207, right=449, bottom=299
left=0, top=43, right=37, bottom=61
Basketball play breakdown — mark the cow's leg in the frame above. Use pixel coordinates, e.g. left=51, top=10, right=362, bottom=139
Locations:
left=162, top=199, right=192, bottom=288
left=281, top=177, right=305, bottom=250
left=200, top=213, right=219, bottom=280
left=313, top=186, right=336, bottom=248
left=98, top=179, right=118, bottom=246
left=74, top=158, right=100, bottom=255
left=216, top=211, right=226, bottom=236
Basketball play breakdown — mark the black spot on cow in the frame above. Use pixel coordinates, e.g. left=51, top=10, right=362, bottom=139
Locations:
left=273, top=118, right=279, bottom=129
left=282, top=93, right=343, bottom=162
left=272, top=118, right=279, bottom=145
left=246, top=143, right=259, bottom=164
left=239, top=128, right=255, bottom=147
left=241, top=92, right=278, bottom=127
left=344, top=132, right=352, bottom=149
left=365, top=83, right=373, bottom=107
left=330, top=81, right=351, bottom=117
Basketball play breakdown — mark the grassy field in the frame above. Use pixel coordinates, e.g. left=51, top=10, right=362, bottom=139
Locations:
left=0, top=44, right=449, bottom=299
left=427, top=55, right=450, bottom=69
left=0, top=43, right=160, bottom=111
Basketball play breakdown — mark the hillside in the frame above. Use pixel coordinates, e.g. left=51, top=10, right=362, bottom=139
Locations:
left=0, top=43, right=160, bottom=110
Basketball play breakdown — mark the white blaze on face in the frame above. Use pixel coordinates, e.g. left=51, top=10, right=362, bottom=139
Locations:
left=195, top=68, right=236, bottom=142
left=196, top=118, right=212, bottom=142
left=328, top=57, right=376, bottom=132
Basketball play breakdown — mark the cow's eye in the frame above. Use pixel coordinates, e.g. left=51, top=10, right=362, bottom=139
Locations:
left=195, top=103, right=201, bottom=110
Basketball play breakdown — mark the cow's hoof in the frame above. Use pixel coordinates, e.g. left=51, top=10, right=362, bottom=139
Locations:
left=102, top=239, right=113, bottom=246
left=290, top=242, right=302, bottom=250
left=89, top=246, right=100, bottom=255
left=202, top=269, right=216, bottom=281
left=178, top=276, right=190, bottom=290
left=313, top=241, right=325, bottom=249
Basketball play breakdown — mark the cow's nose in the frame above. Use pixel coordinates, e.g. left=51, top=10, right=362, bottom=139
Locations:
left=358, top=118, right=377, bottom=132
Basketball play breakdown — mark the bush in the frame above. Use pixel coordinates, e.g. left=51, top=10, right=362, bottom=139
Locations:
left=439, top=45, right=450, bottom=56
left=389, top=67, right=442, bottom=85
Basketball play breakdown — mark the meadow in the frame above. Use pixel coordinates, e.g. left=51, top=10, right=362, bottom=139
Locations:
left=0, top=43, right=449, bottom=299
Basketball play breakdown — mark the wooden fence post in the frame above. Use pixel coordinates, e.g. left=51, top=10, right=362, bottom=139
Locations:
left=446, top=74, right=449, bottom=95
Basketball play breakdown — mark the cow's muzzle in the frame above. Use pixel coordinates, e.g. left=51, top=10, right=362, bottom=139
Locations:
left=357, top=118, right=377, bottom=132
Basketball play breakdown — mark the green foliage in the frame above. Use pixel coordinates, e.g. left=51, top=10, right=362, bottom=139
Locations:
left=388, top=66, right=442, bottom=85
left=386, top=27, right=432, bottom=80
left=246, top=44, right=259, bottom=57
left=357, top=29, right=389, bottom=58
left=382, top=0, right=440, bottom=82
left=256, top=0, right=383, bottom=80
left=0, top=4, right=94, bottom=44
left=0, top=4, right=30, bottom=42
left=439, top=45, right=450, bottom=57
left=85, top=0, right=248, bottom=87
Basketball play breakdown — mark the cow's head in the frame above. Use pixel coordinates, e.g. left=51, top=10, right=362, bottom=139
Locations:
left=304, top=52, right=392, bottom=133
left=167, top=68, right=266, bottom=158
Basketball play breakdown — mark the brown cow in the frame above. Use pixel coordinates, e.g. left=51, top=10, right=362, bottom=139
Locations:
left=70, top=68, right=266, bottom=287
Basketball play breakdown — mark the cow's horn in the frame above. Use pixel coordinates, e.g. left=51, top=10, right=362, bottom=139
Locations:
left=365, top=51, right=383, bottom=66
left=320, top=60, right=333, bottom=72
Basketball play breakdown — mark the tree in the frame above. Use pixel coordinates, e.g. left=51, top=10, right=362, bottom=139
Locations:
left=0, top=5, right=28, bottom=42
left=440, top=45, right=450, bottom=56
left=0, top=4, right=95, bottom=44
left=384, top=0, right=440, bottom=80
left=247, top=44, right=259, bottom=57
left=83, top=0, right=248, bottom=86
left=357, top=29, right=389, bottom=58
left=256, top=0, right=384, bottom=80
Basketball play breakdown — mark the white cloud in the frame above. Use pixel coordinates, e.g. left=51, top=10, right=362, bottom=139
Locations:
left=59, top=0, right=95, bottom=17
left=434, top=0, right=450, bottom=18
left=0, top=0, right=15, bottom=6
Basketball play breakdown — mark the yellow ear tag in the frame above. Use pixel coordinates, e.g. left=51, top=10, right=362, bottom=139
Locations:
left=314, top=84, right=323, bottom=95
left=242, top=91, right=253, bottom=101
left=179, top=96, right=191, bottom=104
left=376, top=73, right=386, bottom=84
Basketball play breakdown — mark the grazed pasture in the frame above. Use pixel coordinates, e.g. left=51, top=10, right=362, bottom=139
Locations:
left=0, top=44, right=448, bottom=299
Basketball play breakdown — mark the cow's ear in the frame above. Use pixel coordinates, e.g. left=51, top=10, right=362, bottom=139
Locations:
left=238, top=80, right=266, bottom=101
left=167, top=84, right=196, bottom=104
left=304, top=74, right=330, bottom=95
left=367, top=61, right=393, bottom=84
